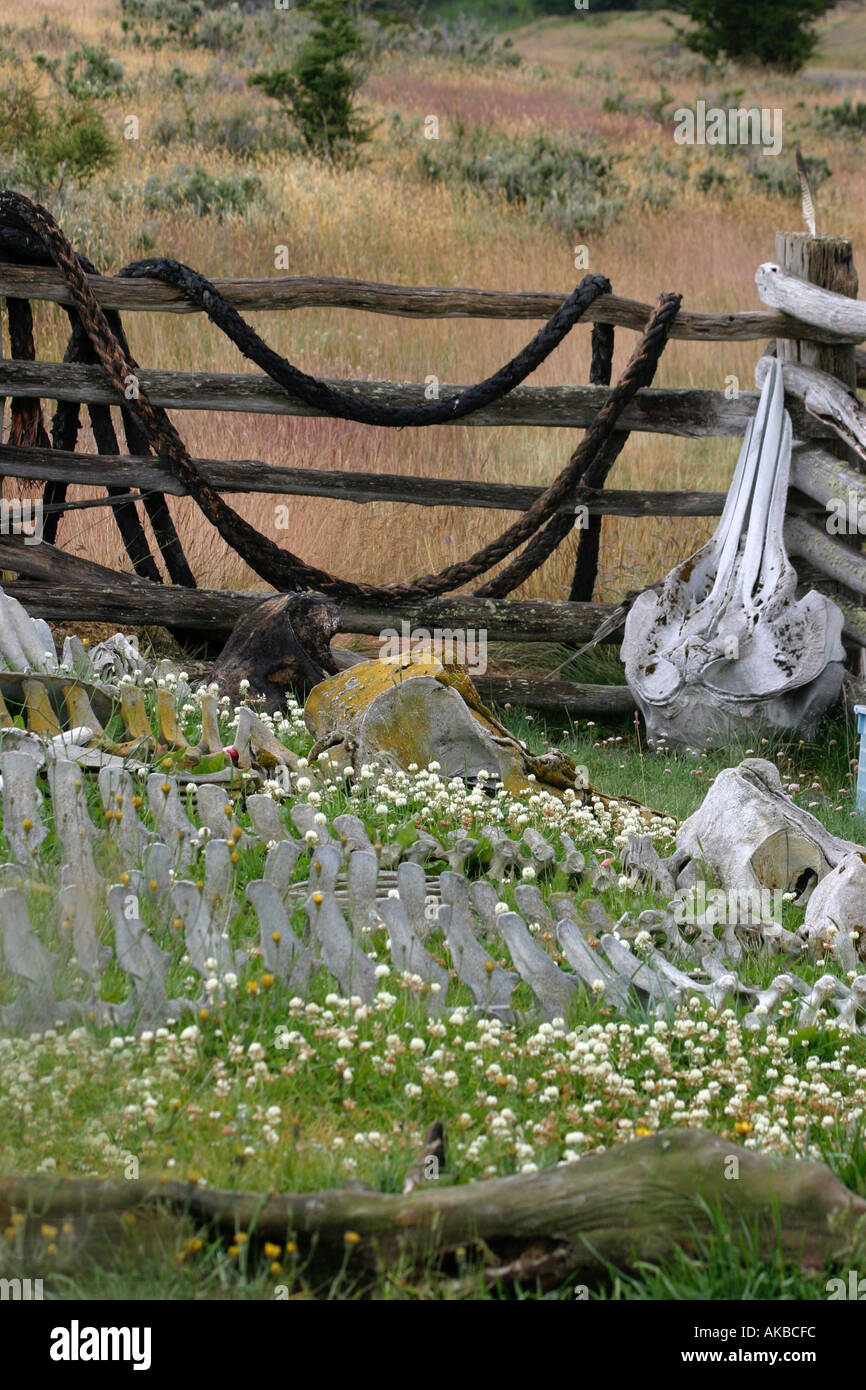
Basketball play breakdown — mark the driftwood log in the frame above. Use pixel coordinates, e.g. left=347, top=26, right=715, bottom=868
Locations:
left=1, top=1131, right=864, bottom=1292
left=209, top=593, right=342, bottom=711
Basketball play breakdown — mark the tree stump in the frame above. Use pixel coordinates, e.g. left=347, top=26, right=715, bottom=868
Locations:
left=210, top=593, right=342, bottom=712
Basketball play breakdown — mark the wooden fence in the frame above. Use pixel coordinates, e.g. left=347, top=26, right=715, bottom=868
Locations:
left=1, top=227, right=865, bottom=713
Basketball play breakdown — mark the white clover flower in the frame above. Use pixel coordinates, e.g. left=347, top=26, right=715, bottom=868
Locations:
left=374, top=963, right=390, bottom=979
left=494, top=901, right=509, bottom=917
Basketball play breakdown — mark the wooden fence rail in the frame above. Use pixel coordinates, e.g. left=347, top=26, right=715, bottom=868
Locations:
left=1, top=235, right=865, bottom=694
left=0, top=360, right=836, bottom=440
left=0, top=264, right=861, bottom=342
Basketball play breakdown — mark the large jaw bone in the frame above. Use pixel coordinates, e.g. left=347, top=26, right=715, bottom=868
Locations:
left=664, top=758, right=863, bottom=905
left=622, top=359, right=845, bottom=748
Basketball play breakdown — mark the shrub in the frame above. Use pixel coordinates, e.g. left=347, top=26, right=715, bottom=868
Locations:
left=746, top=152, right=832, bottom=200
left=141, top=164, right=262, bottom=218
left=818, top=99, right=866, bottom=136
left=668, top=0, right=835, bottom=72
left=62, top=43, right=126, bottom=98
left=418, top=122, right=623, bottom=235
left=0, top=76, right=116, bottom=201
left=249, top=0, right=374, bottom=163
left=119, top=0, right=204, bottom=49
left=367, top=15, right=522, bottom=68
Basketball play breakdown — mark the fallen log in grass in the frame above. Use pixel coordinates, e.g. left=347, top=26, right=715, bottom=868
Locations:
left=1, top=1130, right=864, bottom=1292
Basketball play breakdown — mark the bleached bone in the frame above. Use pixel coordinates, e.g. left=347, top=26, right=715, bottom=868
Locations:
left=557, top=832, right=586, bottom=881
left=481, top=826, right=523, bottom=881
left=172, top=849, right=243, bottom=988
left=107, top=882, right=181, bottom=1029
left=555, top=920, right=631, bottom=1011
left=622, top=359, right=845, bottom=748
left=664, top=759, right=862, bottom=908
left=831, top=976, right=866, bottom=1032
left=304, top=890, right=378, bottom=1002
left=146, top=773, right=198, bottom=868
left=140, top=841, right=173, bottom=903
left=601, top=933, right=680, bottom=1010
left=246, top=794, right=289, bottom=846
left=0, top=888, right=71, bottom=1030
left=797, top=974, right=841, bottom=1027
left=88, top=633, right=148, bottom=683
left=0, top=750, right=47, bottom=865
left=436, top=899, right=516, bottom=1017
left=246, top=879, right=313, bottom=990
left=644, top=946, right=737, bottom=1011
left=585, top=857, right=617, bottom=894
left=469, top=879, right=505, bottom=935
left=307, top=844, right=342, bottom=896
left=444, top=836, right=478, bottom=874
left=377, top=895, right=449, bottom=1002
left=799, top=852, right=866, bottom=973
left=548, top=892, right=582, bottom=927
left=743, top=974, right=799, bottom=1031
left=0, top=588, right=56, bottom=672
left=520, top=828, right=556, bottom=877
left=403, top=830, right=446, bottom=865
left=396, top=861, right=437, bottom=943
left=48, top=757, right=98, bottom=886
left=620, top=835, right=676, bottom=897
left=98, top=766, right=156, bottom=859
left=263, top=839, right=305, bottom=899
left=345, top=850, right=382, bottom=937
left=195, top=784, right=250, bottom=849
left=233, top=705, right=299, bottom=772
left=514, top=883, right=556, bottom=933
left=61, top=635, right=93, bottom=680
left=496, top=911, right=579, bottom=1023
left=59, top=882, right=110, bottom=985
left=333, top=814, right=375, bottom=857
left=291, top=801, right=338, bottom=849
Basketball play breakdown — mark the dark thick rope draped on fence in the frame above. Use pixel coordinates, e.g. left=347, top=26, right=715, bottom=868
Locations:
left=0, top=190, right=680, bottom=605
left=474, top=297, right=680, bottom=598
left=570, top=322, right=616, bottom=603
left=1, top=228, right=193, bottom=586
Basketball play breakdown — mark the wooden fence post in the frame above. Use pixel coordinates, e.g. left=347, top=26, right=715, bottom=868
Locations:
left=776, top=231, right=863, bottom=671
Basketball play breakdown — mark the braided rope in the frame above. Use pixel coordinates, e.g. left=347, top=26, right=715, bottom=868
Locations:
left=0, top=191, right=679, bottom=605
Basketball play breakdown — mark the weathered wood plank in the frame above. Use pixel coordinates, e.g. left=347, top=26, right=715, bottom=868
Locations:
left=0, top=361, right=837, bottom=438
left=790, top=441, right=866, bottom=509
left=0, top=263, right=859, bottom=342
left=0, top=443, right=729, bottom=516
left=757, top=357, right=866, bottom=460
left=785, top=514, right=866, bottom=598
left=0, top=539, right=624, bottom=643
left=756, top=259, right=866, bottom=345
left=476, top=675, right=635, bottom=717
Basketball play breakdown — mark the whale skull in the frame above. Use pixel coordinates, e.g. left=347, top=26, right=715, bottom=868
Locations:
left=621, top=359, right=845, bottom=748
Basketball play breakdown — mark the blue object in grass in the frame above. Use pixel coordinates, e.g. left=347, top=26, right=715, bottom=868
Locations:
left=855, top=706, right=866, bottom=817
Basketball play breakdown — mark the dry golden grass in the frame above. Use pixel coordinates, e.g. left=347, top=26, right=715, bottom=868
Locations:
left=3, top=1, right=866, bottom=601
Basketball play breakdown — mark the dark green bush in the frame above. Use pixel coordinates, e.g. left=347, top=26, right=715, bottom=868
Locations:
left=418, top=122, right=624, bottom=234
left=142, top=164, right=263, bottom=218
left=818, top=98, right=866, bottom=136
left=0, top=76, right=116, bottom=201
left=249, top=0, right=374, bottom=163
left=668, top=0, right=835, bottom=72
